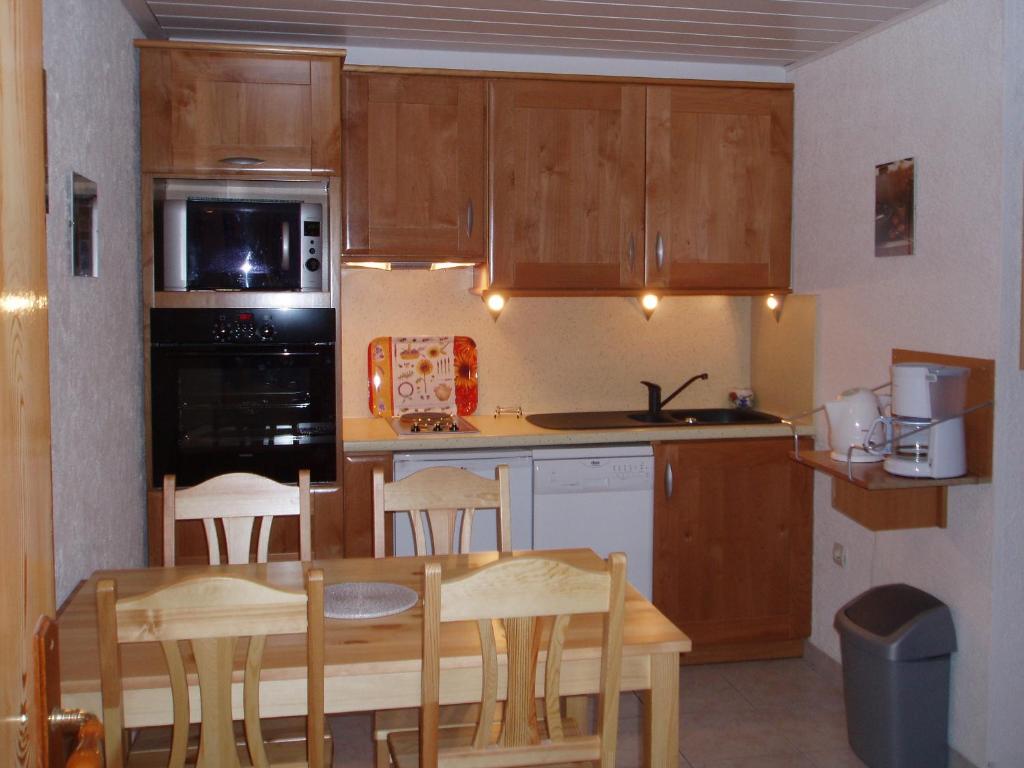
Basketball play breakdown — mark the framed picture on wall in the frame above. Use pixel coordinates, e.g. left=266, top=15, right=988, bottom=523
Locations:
left=875, top=157, right=915, bottom=257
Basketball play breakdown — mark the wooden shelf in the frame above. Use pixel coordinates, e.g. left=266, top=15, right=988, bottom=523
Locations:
left=790, top=450, right=984, bottom=490
left=790, top=349, right=994, bottom=532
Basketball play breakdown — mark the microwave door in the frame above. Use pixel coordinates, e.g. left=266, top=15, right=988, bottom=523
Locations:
left=186, top=200, right=302, bottom=290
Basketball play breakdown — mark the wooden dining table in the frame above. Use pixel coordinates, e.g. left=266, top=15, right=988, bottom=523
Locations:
left=57, top=548, right=691, bottom=767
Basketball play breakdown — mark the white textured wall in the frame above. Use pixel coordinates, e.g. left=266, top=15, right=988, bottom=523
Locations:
left=343, top=46, right=786, bottom=83
left=790, top=0, right=1005, bottom=762
left=44, top=0, right=145, bottom=603
left=986, top=1, right=1024, bottom=764
left=341, top=269, right=750, bottom=416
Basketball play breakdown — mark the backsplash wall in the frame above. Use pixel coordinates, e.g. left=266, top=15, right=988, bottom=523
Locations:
left=341, top=269, right=751, bottom=417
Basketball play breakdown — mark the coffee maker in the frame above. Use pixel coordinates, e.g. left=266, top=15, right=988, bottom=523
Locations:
left=880, top=363, right=970, bottom=479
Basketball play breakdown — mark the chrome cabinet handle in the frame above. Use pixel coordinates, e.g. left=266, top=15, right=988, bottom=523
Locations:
left=281, top=221, right=290, bottom=267
left=627, top=233, right=636, bottom=272
left=466, top=199, right=474, bottom=238
left=219, top=156, right=265, bottom=166
left=656, top=232, right=665, bottom=270
left=665, top=462, right=674, bottom=499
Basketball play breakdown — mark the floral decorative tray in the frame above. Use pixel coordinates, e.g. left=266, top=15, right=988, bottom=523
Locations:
left=367, top=336, right=478, bottom=416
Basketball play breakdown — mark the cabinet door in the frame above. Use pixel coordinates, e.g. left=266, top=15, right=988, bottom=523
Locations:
left=653, top=438, right=811, bottom=661
left=342, top=452, right=393, bottom=558
left=344, top=73, right=485, bottom=259
left=645, top=86, right=793, bottom=290
left=488, top=79, right=646, bottom=290
left=141, top=49, right=341, bottom=174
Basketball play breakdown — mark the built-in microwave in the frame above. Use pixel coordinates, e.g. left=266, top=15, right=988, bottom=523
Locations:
left=154, top=178, right=329, bottom=292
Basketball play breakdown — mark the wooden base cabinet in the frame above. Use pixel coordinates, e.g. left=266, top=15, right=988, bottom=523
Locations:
left=341, top=452, right=393, bottom=558
left=653, top=438, right=812, bottom=664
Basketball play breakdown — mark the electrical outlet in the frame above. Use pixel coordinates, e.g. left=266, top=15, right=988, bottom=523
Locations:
left=832, top=542, right=847, bottom=568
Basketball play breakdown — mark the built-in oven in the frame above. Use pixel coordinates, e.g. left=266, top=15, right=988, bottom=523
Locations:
left=150, top=308, right=336, bottom=486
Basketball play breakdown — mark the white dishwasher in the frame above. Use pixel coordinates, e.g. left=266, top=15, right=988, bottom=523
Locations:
left=532, top=445, right=654, bottom=600
left=392, top=449, right=534, bottom=555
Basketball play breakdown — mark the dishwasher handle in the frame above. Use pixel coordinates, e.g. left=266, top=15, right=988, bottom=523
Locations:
left=664, top=462, right=674, bottom=499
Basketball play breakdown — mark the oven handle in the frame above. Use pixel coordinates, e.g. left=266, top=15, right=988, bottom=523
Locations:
left=151, top=347, right=333, bottom=356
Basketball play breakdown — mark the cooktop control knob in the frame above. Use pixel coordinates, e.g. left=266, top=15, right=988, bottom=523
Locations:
left=410, top=424, right=421, bottom=433
left=259, top=324, right=275, bottom=341
left=305, top=257, right=321, bottom=272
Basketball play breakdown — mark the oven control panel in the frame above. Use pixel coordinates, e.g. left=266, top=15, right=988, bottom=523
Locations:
left=212, top=312, right=276, bottom=343
left=151, top=308, right=336, bottom=346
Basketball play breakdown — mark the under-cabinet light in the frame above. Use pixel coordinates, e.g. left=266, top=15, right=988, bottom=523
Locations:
left=484, top=292, right=506, bottom=320
left=640, top=293, right=660, bottom=320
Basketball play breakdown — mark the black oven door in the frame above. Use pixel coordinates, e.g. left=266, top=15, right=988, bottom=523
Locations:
left=152, top=343, right=336, bottom=486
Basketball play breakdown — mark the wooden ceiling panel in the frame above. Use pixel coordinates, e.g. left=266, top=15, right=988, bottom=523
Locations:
left=130, top=0, right=937, bottom=66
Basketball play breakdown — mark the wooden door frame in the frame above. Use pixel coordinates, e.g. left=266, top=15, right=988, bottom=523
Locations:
left=1, top=0, right=57, bottom=764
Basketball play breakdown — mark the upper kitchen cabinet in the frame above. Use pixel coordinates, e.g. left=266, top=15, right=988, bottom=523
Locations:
left=137, top=42, right=343, bottom=175
left=645, top=85, right=793, bottom=291
left=343, top=72, right=486, bottom=261
left=488, top=79, right=646, bottom=291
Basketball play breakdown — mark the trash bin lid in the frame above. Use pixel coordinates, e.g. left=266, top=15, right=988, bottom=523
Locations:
left=834, top=583, right=957, bottom=661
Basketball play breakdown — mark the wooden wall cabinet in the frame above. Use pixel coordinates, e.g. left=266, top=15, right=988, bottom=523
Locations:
left=484, top=77, right=792, bottom=294
left=138, top=43, right=342, bottom=175
left=653, top=437, right=812, bottom=664
left=146, top=483, right=342, bottom=566
left=342, top=452, right=393, bottom=558
left=645, top=85, right=792, bottom=291
left=343, top=73, right=485, bottom=261
left=487, top=79, right=647, bottom=291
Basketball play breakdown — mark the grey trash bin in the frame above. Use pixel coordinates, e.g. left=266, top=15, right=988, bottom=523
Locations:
left=834, top=583, right=957, bottom=768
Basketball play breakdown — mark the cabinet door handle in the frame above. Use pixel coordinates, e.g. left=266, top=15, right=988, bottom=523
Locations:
left=627, top=233, right=636, bottom=272
left=665, top=462, right=674, bottom=499
left=281, top=221, right=290, bottom=268
left=466, top=199, right=474, bottom=238
left=656, top=232, right=665, bottom=271
left=219, top=156, right=265, bottom=167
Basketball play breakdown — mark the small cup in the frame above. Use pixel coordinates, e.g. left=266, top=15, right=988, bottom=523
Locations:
left=729, top=388, right=755, bottom=409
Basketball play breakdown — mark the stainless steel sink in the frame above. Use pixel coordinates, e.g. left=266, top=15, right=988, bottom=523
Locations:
left=527, top=409, right=781, bottom=430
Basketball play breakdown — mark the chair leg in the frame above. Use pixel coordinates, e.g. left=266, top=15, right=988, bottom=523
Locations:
left=374, top=735, right=391, bottom=768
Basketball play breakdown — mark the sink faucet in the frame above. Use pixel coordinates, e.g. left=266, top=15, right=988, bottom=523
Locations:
left=641, top=373, right=709, bottom=418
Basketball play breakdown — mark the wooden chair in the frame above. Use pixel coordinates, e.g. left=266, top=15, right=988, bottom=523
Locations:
left=371, top=465, right=511, bottom=558
left=162, top=470, right=312, bottom=566
left=371, top=465, right=511, bottom=766
left=388, top=553, right=627, bottom=768
left=96, top=569, right=330, bottom=768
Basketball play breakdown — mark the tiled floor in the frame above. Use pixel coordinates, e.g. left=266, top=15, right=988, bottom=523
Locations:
left=328, top=657, right=867, bottom=767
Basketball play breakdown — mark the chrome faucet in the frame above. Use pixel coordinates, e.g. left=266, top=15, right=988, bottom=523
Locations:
left=641, top=373, right=709, bottom=419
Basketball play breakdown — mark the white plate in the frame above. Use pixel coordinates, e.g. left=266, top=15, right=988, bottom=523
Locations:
left=323, top=582, right=418, bottom=620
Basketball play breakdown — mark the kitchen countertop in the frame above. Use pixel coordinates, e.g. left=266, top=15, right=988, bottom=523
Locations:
left=342, top=414, right=815, bottom=452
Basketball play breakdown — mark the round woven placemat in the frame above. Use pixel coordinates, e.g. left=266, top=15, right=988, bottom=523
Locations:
left=324, top=582, right=418, bottom=620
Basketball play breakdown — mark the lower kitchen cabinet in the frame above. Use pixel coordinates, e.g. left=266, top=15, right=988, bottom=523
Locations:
left=341, top=451, right=393, bottom=558
left=653, top=437, right=813, bottom=664
left=146, top=482, right=342, bottom=565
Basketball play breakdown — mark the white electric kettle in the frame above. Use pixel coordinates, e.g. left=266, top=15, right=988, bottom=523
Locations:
left=824, top=388, right=883, bottom=463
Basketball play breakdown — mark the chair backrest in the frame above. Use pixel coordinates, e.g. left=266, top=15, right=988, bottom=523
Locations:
left=419, top=553, right=627, bottom=768
left=163, top=470, right=312, bottom=565
left=96, top=569, right=325, bottom=768
left=372, top=465, right=511, bottom=558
